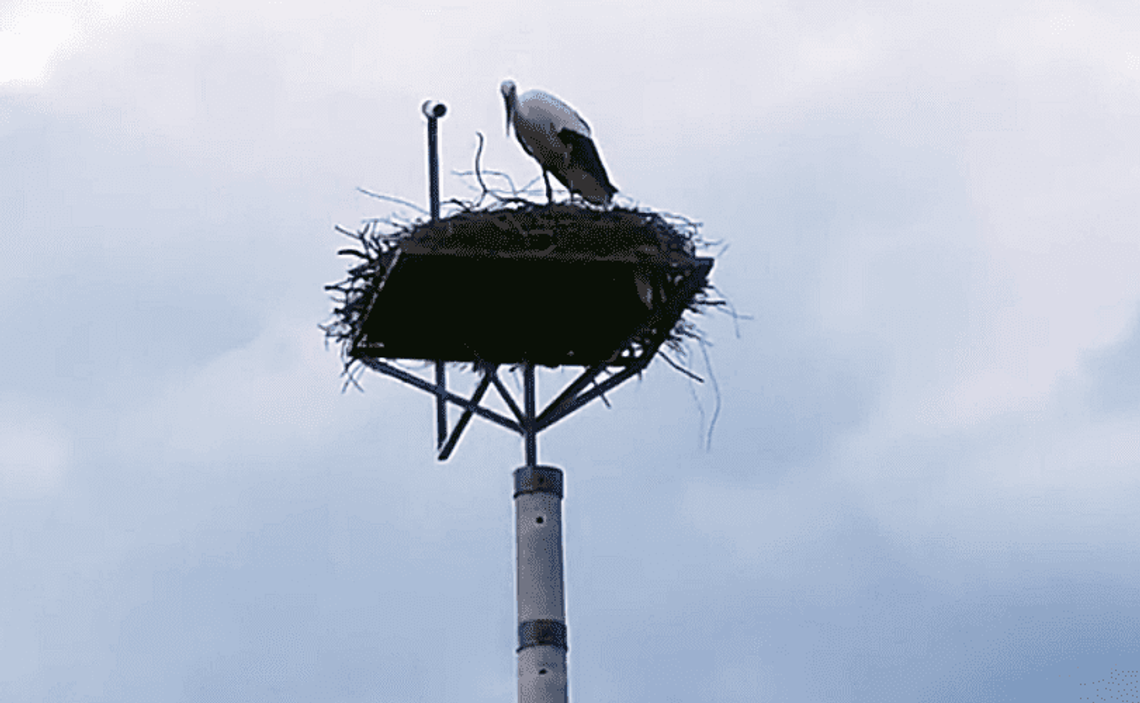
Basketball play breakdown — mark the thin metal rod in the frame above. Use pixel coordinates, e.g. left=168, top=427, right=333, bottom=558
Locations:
left=524, top=362, right=537, bottom=468
left=422, top=100, right=448, bottom=449
left=490, top=368, right=526, bottom=424
left=428, top=118, right=439, bottom=220
left=357, top=357, right=521, bottom=433
left=536, top=361, right=608, bottom=428
left=539, top=364, right=644, bottom=430
left=435, top=362, right=447, bottom=450
left=422, top=100, right=446, bottom=221
left=437, top=365, right=495, bottom=461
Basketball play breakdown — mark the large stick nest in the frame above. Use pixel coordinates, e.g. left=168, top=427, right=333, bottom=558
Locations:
left=323, top=198, right=719, bottom=376
left=323, top=134, right=721, bottom=377
left=394, top=201, right=699, bottom=261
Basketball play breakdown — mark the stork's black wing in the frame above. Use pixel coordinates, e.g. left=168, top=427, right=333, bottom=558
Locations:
left=558, top=129, right=617, bottom=199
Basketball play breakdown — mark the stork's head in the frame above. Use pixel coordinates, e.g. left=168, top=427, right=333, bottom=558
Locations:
left=500, top=79, right=517, bottom=136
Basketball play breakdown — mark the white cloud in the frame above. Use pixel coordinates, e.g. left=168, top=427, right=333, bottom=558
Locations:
left=95, top=0, right=133, bottom=17
left=0, top=403, right=70, bottom=493
left=110, top=312, right=373, bottom=470
left=837, top=388, right=1140, bottom=570
left=680, top=472, right=850, bottom=571
left=0, top=10, right=77, bottom=83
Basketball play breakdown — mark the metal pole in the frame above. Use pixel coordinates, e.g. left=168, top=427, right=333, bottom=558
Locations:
left=422, top=100, right=448, bottom=448
left=435, top=362, right=447, bottom=450
left=514, top=465, right=568, bottom=703
left=524, top=361, right=537, bottom=467
left=422, top=100, right=446, bottom=221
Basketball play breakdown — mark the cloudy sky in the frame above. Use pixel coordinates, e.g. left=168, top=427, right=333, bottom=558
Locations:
left=3, top=1, right=1140, bottom=701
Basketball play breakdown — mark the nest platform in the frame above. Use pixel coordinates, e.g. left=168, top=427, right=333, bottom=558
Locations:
left=326, top=202, right=714, bottom=368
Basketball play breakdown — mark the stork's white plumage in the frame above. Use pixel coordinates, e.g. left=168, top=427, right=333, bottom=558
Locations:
left=500, top=79, right=617, bottom=206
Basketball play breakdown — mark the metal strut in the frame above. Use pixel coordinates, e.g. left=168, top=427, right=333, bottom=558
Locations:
left=524, top=361, right=537, bottom=468
left=355, top=355, right=642, bottom=464
left=437, top=365, right=493, bottom=461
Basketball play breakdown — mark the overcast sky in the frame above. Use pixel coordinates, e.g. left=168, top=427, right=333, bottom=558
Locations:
left=3, top=1, right=1140, bottom=701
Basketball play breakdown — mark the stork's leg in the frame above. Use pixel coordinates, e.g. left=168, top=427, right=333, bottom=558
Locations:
left=543, top=170, right=553, bottom=204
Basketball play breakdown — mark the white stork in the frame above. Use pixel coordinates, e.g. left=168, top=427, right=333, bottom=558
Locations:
left=500, top=79, right=617, bottom=206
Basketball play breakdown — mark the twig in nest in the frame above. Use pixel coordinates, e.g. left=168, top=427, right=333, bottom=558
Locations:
left=700, top=339, right=720, bottom=450
left=659, top=352, right=705, bottom=383
left=357, top=187, right=430, bottom=215
left=341, top=365, right=366, bottom=393
left=472, top=132, right=490, bottom=206
left=467, top=131, right=533, bottom=207
left=453, top=168, right=520, bottom=195
left=707, top=284, right=749, bottom=340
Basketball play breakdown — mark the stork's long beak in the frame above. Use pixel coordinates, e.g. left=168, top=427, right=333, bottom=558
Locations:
left=503, top=97, right=513, bottom=136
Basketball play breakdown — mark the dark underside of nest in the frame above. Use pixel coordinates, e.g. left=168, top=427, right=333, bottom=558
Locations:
left=323, top=202, right=717, bottom=369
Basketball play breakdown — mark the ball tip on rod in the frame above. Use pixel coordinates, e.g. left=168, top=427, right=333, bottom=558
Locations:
left=422, top=100, right=447, bottom=119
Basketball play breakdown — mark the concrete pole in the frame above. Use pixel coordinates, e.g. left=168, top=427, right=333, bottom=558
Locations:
left=514, top=465, right=568, bottom=703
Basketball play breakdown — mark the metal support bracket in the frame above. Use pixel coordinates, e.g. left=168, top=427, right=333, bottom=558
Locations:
left=355, top=356, right=652, bottom=464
